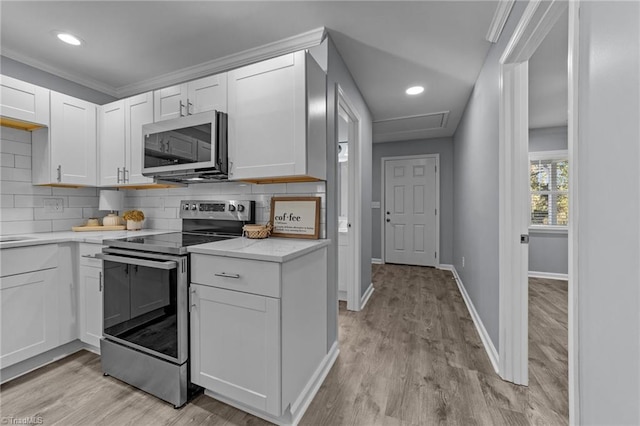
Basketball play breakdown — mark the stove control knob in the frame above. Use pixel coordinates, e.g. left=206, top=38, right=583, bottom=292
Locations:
left=228, top=204, right=236, bottom=212
left=237, top=204, right=245, bottom=212
left=191, top=204, right=197, bottom=211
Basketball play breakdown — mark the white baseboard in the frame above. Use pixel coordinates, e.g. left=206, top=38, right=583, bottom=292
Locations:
left=437, top=263, right=454, bottom=271
left=371, top=258, right=383, bottom=264
left=449, top=266, right=500, bottom=374
left=0, top=340, right=93, bottom=384
left=338, top=289, right=348, bottom=302
left=528, top=271, right=568, bottom=281
left=360, top=283, right=374, bottom=310
left=204, top=341, right=339, bottom=426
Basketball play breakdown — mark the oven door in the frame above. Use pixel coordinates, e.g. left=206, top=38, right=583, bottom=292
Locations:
left=96, top=249, right=189, bottom=365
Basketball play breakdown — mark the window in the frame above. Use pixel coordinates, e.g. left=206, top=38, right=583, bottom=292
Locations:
left=530, top=151, right=568, bottom=227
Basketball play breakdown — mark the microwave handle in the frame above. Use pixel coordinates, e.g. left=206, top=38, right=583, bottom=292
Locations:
left=95, top=253, right=177, bottom=270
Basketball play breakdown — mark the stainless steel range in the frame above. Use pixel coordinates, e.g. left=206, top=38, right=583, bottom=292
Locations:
left=97, top=200, right=254, bottom=408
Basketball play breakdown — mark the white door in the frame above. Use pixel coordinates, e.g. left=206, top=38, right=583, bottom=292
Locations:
left=79, top=266, right=103, bottom=347
left=153, top=84, right=186, bottom=122
left=384, top=157, right=438, bottom=266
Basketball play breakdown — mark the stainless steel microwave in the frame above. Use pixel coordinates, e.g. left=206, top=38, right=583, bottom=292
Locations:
left=142, top=111, right=227, bottom=179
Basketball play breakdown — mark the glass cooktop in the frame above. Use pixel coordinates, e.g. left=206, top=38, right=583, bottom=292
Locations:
left=105, top=232, right=236, bottom=255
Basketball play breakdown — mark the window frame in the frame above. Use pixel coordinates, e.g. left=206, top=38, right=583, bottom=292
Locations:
left=529, top=149, right=569, bottom=232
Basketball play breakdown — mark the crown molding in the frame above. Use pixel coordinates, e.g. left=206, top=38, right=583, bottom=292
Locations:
left=2, top=27, right=326, bottom=100
left=486, top=0, right=516, bottom=43
left=115, top=27, right=326, bottom=98
left=1, top=47, right=119, bottom=97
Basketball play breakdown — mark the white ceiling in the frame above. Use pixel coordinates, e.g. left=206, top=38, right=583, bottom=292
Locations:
left=1, top=1, right=507, bottom=143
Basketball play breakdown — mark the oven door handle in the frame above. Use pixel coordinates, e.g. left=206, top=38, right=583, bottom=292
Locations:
left=95, top=253, right=177, bottom=270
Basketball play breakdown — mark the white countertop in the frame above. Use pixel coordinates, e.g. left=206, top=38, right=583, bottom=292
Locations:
left=0, top=229, right=174, bottom=249
left=188, top=237, right=330, bottom=263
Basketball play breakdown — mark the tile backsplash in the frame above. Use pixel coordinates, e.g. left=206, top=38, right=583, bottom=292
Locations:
left=0, top=128, right=100, bottom=235
left=1, top=127, right=326, bottom=237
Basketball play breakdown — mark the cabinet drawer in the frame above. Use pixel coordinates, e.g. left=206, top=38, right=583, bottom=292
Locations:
left=191, top=255, right=280, bottom=298
left=1, top=244, right=57, bottom=277
left=78, top=243, right=105, bottom=268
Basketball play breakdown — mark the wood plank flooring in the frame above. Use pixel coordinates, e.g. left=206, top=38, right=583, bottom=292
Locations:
left=0, top=265, right=568, bottom=425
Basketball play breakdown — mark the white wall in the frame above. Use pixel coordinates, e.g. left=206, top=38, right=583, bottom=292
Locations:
left=0, top=127, right=100, bottom=234
left=577, top=2, right=640, bottom=423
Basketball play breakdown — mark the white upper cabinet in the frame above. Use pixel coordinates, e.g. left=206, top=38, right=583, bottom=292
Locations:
left=0, top=74, right=50, bottom=127
left=227, top=51, right=326, bottom=182
left=98, top=92, right=154, bottom=186
left=33, top=91, right=97, bottom=186
left=125, top=92, right=154, bottom=185
left=154, top=73, right=227, bottom=122
left=98, top=100, right=126, bottom=186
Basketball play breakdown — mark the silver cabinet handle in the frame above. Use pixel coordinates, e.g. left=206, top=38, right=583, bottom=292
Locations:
left=57, top=165, right=62, bottom=182
left=95, top=253, right=177, bottom=270
left=99, top=271, right=103, bottom=292
left=123, top=167, right=129, bottom=183
left=214, top=272, right=240, bottom=279
left=187, top=99, right=193, bottom=115
left=81, top=254, right=98, bottom=259
left=179, top=100, right=185, bottom=117
left=117, top=167, right=122, bottom=184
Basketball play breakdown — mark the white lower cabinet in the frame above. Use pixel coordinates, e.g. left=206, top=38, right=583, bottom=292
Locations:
left=78, top=243, right=104, bottom=348
left=0, top=244, right=59, bottom=369
left=190, top=284, right=281, bottom=415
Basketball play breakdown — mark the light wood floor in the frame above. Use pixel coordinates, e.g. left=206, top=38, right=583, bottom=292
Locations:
left=0, top=265, right=568, bottom=425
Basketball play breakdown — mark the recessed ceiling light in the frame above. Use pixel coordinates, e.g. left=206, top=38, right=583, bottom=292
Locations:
left=406, top=86, right=424, bottom=95
left=56, top=32, right=83, bottom=46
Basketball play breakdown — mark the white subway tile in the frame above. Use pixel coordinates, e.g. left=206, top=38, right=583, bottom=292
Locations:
left=34, top=207, right=83, bottom=220
left=51, top=218, right=87, bottom=231
left=251, top=183, right=287, bottom=194
left=52, top=187, right=98, bottom=196
left=0, top=220, right=51, bottom=235
left=0, top=208, right=34, bottom=221
left=14, top=155, right=31, bottom=169
left=0, top=181, right=52, bottom=195
left=285, top=182, right=326, bottom=193
left=0, top=140, right=31, bottom=156
left=1, top=194, right=14, bottom=208
left=15, top=195, right=66, bottom=208
left=0, top=128, right=31, bottom=144
left=1, top=167, right=32, bottom=182
left=0, top=154, right=14, bottom=167
left=68, top=196, right=99, bottom=207
left=82, top=208, right=101, bottom=218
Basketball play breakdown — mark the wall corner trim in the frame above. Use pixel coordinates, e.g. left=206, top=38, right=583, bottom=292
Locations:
left=528, top=271, right=569, bottom=281
left=486, top=0, right=516, bottom=43
left=437, top=263, right=454, bottom=271
left=371, top=258, right=383, bottom=264
left=450, top=266, right=500, bottom=374
left=360, top=283, right=374, bottom=310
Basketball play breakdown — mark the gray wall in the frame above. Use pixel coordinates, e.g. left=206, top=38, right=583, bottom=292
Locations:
left=529, top=126, right=568, bottom=275
left=577, top=2, right=640, bottom=424
left=371, top=138, right=454, bottom=264
left=452, top=0, right=526, bottom=349
left=0, top=56, right=116, bottom=104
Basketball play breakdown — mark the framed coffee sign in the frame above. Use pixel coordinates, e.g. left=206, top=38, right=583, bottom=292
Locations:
left=270, top=196, right=321, bottom=239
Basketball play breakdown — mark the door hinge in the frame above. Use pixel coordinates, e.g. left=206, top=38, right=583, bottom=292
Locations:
left=435, top=208, right=437, bottom=215
left=435, top=165, right=437, bottom=173
left=435, top=251, right=437, bottom=259
left=520, top=234, right=530, bottom=244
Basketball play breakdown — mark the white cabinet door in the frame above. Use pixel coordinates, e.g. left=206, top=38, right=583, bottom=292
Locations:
left=187, top=74, right=227, bottom=114
left=227, top=52, right=306, bottom=180
left=125, top=92, right=154, bottom=184
left=191, top=284, right=281, bottom=416
left=0, top=269, right=58, bottom=368
left=154, top=84, right=186, bottom=122
left=98, top=99, right=126, bottom=186
left=79, top=266, right=103, bottom=348
left=50, top=92, right=97, bottom=185
left=0, top=75, right=50, bottom=126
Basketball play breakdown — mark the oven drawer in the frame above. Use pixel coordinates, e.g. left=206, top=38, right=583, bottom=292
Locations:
left=191, top=254, right=280, bottom=298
